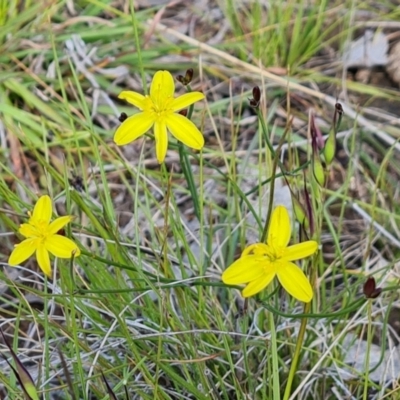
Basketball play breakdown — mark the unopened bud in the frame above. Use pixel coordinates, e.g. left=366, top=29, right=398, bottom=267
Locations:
left=310, top=112, right=324, bottom=150
left=333, top=102, right=343, bottom=133
left=249, top=86, right=261, bottom=108
left=323, top=128, right=336, bottom=166
left=335, top=102, right=344, bottom=116
left=118, top=112, right=128, bottom=122
left=176, top=68, right=194, bottom=86
left=363, top=277, right=381, bottom=299
left=312, top=152, right=325, bottom=187
left=292, top=194, right=307, bottom=227
left=179, top=109, right=188, bottom=117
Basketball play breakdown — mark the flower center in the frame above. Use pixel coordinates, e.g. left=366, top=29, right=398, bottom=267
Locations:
left=30, top=219, right=50, bottom=239
left=143, top=93, right=174, bottom=121
left=265, top=244, right=285, bottom=262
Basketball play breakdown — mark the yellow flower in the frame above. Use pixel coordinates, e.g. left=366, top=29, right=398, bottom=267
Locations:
left=8, top=195, right=80, bottom=277
left=222, top=205, right=318, bottom=302
left=113, top=70, right=205, bottom=163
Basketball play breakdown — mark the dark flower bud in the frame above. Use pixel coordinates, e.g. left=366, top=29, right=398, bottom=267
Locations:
left=118, top=112, right=128, bottom=122
left=252, top=86, right=261, bottom=102
left=179, top=109, right=188, bottom=117
left=363, top=277, right=381, bottom=299
left=249, top=86, right=261, bottom=108
left=335, top=102, right=344, bottom=116
left=177, top=68, right=194, bottom=86
left=332, top=102, right=344, bottom=132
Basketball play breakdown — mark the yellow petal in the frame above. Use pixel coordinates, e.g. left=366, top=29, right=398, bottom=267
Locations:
left=241, top=243, right=269, bottom=257
left=48, top=216, right=73, bottom=235
left=154, top=121, right=168, bottom=163
left=276, top=261, right=313, bottom=302
left=114, top=113, right=154, bottom=145
left=171, top=92, right=205, bottom=112
left=118, top=91, right=146, bottom=109
left=19, top=223, right=39, bottom=238
left=166, top=113, right=204, bottom=150
left=45, top=235, right=80, bottom=258
left=284, top=241, right=318, bottom=261
left=150, top=70, right=175, bottom=107
left=242, top=270, right=276, bottom=297
left=30, top=195, right=52, bottom=224
left=36, top=243, right=51, bottom=277
left=8, top=238, right=38, bottom=266
left=268, top=205, right=291, bottom=248
left=222, top=256, right=266, bottom=284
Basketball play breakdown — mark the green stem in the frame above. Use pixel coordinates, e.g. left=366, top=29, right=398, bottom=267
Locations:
left=129, top=0, right=146, bottom=92
left=362, top=301, right=372, bottom=399
left=261, top=154, right=278, bottom=243
left=178, top=143, right=201, bottom=220
left=282, top=301, right=310, bottom=400
left=283, top=242, right=320, bottom=398
left=256, top=108, right=276, bottom=158
left=176, top=83, right=201, bottom=220
left=256, top=108, right=289, bottom=174
left=269, top=311, right=281, bottom=400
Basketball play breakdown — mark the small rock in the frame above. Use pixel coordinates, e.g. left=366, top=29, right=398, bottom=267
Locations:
left=386, top=41, right=400, bottom=86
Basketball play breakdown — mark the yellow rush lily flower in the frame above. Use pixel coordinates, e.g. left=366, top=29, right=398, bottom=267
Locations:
left=8, top=195, right=80, bottom=277
left=113, top=70, right=205, bottom=163
left=222, top=205, right=318, bottom=302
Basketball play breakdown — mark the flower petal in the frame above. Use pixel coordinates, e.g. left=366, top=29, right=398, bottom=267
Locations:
left=36, top=243, right=51, bottom=277
left=30, top=195, right=52, bottom=224
left=276, top=261, right=313, bottom=302
left=118, top=91, right=146, bottom=109
left=48, top=216, right=73, bottom=235
left=171, top=92, right=205, bottom=112
left=222, top=256, right=266, bottom=284
left=19, top=223, right=39, bottom=238
left=242, top=243, right=269, bottom=257
left=284, top=241, right=318, bottom=261
left=268, top=205, right=291, bottom=248
left=166, top=113, right=204, bottom=150
left=154, top=121, right=168, bottom=163
left=114, top=113, right=154, bottom=145
left=8, top=238, right=38, bottom=266
left=150, top=70, right=175, bottom=107
left=45, top=235, right=80, bottom=258
left=242, top=270, right=276, bottom=297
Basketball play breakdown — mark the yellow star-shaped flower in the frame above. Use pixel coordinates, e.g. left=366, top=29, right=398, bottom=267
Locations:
left=222, top=205, right=318, bottom=302
left=113, top=70, right=205, bottom=163
left=8, top=195, right=80, bottom=277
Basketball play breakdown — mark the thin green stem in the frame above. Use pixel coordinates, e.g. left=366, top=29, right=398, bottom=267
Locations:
left=282, top=301, right=310, bottom=400
left=129, top=0, right=146, bottom=92
left=268, top=311, right=280, bottom=400
left=261, top=154, right=277, bottom=243
left=176, top=82, right=202, bottom=220
left=178, top=143, right=201, bottom=220
left=362, top=301, right=372, bottom=399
